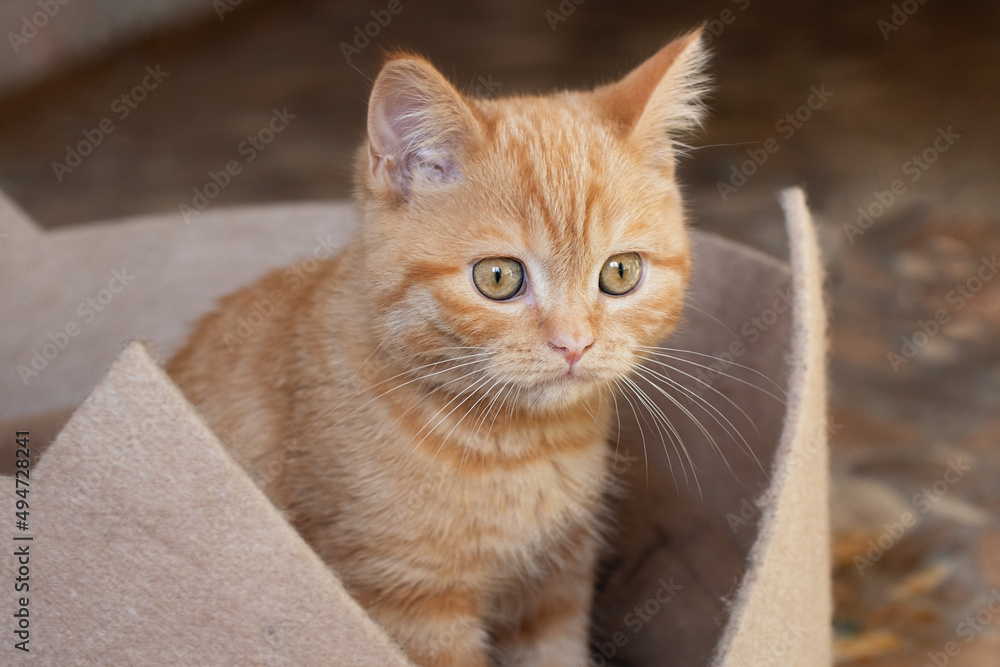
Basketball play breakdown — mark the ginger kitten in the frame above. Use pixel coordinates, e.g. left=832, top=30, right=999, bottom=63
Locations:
left=169, top=28, right=708, bottom=667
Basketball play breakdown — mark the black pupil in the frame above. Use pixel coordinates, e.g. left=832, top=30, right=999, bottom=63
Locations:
left=493, top=266, right=502, bottom=284
left=616, top=261, right=624, bottom=279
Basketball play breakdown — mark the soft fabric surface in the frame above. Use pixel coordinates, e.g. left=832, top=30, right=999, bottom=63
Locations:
left=0, top=189, right=829, bottom=664
left=1, top=344, right=411, bottom=665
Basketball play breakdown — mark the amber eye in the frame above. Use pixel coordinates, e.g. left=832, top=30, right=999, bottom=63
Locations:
left=599, top=252, right=643, bottom=295
left=473, top=257, right=524, bottom=301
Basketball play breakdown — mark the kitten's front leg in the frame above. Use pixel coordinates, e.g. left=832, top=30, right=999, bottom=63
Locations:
left=493, top=526, right=599, bottom=667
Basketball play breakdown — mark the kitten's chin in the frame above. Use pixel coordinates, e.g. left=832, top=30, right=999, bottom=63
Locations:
left=518, top=373, right=607, bottom=412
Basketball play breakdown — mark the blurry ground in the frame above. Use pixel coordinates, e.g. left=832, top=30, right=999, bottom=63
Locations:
left=1, top=0, right=999, bottom=663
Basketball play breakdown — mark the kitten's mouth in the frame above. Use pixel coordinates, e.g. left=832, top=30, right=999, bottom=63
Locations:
left=546, top=366, right=595, bottom=387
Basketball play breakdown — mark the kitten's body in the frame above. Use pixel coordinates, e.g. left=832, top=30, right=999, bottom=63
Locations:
left=169, top=29, right=707, bottom=666
left=172, top=254, right=610, bottom=666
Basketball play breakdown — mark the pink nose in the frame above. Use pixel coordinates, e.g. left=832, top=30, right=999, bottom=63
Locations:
left=549, top=334, right=594, bottom=367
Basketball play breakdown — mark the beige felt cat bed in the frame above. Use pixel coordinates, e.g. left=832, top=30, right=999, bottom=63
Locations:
left=0, top=187, right=830, bottom=665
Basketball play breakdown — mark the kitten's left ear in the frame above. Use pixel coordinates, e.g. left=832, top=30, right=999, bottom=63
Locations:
left=593, top=27, right=710, bottom=167
left=366, top=55, right=481, bottom=199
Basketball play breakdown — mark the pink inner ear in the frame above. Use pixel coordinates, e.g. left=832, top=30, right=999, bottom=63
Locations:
left=370, top=100, right=399, bottom=161
left=367, top=61, right=473, bottom=194
left=370, top=87, right=421, bottom=161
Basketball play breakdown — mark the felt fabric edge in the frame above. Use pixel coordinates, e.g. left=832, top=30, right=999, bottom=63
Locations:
left=712, top=187, right=832, bottom=666
left=15, top=341, right=415, bottom=666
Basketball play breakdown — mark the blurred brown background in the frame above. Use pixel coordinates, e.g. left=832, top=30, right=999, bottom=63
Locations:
left=1, top=0, right=998, bottom=664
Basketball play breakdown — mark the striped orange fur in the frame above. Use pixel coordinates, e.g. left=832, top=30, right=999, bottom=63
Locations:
left=169, top=27, right=709, bottom=667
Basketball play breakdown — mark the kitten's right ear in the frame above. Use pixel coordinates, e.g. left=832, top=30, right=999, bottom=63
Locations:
left=593, top=28, right=710, bottom=168
left=366, top=56, right=480, bottom=199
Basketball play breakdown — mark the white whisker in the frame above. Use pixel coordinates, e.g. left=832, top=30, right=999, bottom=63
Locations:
left=624, top=376, right=699, bottom=495
left=633, top=367, right=737, bottom=483
left=393, top=367, right=492, bottom=473
left=428, top=374, right=498, bottom=474
left=412, top=373, right=495, bottom=476
left=634, top=364, right=764, bottom=476
left=681, top=299, right=742, bottom=341
left=612, top=378, right=649, bottom=491
left=636, top=355, right=764, bottom=439
left=339, top=355, right=492, bottom=429
left=457, top=376, right=506, bottom=475
left=636, top=347, right=786, bottom=404
left=481, top=382, right=517, bottom=477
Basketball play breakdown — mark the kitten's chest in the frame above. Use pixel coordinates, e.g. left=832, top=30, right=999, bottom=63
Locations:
left=436, top=437, right=610, bottom=562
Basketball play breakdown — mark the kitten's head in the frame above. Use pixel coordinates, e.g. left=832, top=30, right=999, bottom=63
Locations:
left=355, top=29, right=709, bottom=412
